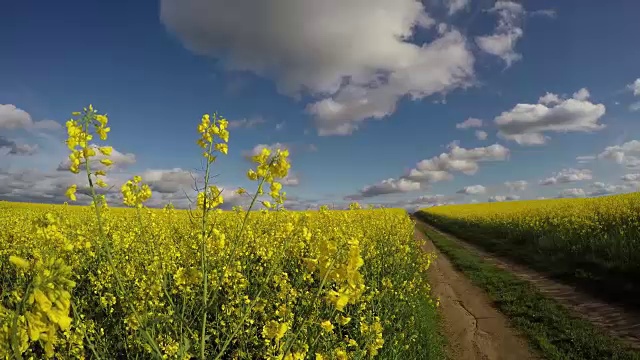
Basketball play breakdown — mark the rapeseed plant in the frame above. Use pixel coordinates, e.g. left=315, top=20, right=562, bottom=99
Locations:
left=1, top=104, right=441, bottom=359
left=420, top=194, right=640, bottom=278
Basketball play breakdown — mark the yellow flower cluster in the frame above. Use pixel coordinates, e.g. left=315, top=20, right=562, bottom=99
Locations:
left=64, top=105, right=114, bottom=206
left=197, top=113, right=229, bottom=162
left=247, top=147, right=290, bottom=208
left=1, top=104, right=440, bottom=359
left=420, top=193, right=640, bottom=276
left=121, top=176, right=152, bottom=208
left=1, top=213, right=81, bottom=359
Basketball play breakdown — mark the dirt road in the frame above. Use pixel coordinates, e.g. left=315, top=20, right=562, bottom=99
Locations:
left=424, top=223, right=640, bottom=350
left=416, top=227, right=538, bottom=360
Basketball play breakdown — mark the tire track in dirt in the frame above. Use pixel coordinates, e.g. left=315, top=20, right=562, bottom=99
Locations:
left=421, top=220, right=640, bottom=350
left=415, top=227, right=538, bottom=360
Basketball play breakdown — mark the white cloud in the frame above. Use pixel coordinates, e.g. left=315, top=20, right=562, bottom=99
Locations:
left=347, top=178, right=421, bottom=199
left=275, top=121, right=285, bottom=131
left=629, top=101, right=640, bottom=112
left=488, top=194, right=519, bottom=202
left=400, top=194, right=453, bottom=212
left=475, top=1, right=525, bottom=66
left=141, top=168, right=195, bottom=194
left=406, top=194, right=447, bottom=205
left=557, top=188, right=586, bottom=198
left=598, top=140, right=640, bottom=168
left=538, top=92, right=561, bottom=105
left=456, top=117, right=483, bottom=129
left=56, top=145, right=136, bottom=172
left=281, top=173, right=300, bottom=186
left=621, top=173, right=640, bottom=182
left=445, top=0, right=469, bottom=15
left=504, top=180, right=527, bottom=191
left=161, top=0, right=475, bottom=136
left=628, top=78, right=640, bottom=96
left=539, top=168, right=592, bottom=185
left=0, top=104, right=61, bottom=131
left=576, top=155, right=596, bottom=164
left=405, top=143, right=509, bottom=182
left=228, top=116, right=266, bottom=129
left=0, top=137, right=39, bottom=156
left=588, top=182, right=626, bottom=196
left=475, top=130, right=488, bottom=140
left=0, top=164, right=250, bottom=210
left=495, top=89, right=606, bottom=145
left=457, top=184, right=486, bottom=195
left=572, top=87, right=590, bottom=101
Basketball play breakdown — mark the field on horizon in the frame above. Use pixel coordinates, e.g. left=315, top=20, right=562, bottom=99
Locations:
left=419, top=192, right=640, bottom=286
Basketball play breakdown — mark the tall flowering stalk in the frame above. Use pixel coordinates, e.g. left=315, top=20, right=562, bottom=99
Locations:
left=194, top=113, right=229, bottom=359
left=64, top=105, right=163, bottom=359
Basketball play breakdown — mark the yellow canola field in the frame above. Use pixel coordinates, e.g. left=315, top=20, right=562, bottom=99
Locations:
left=420, top=192, right=640, bottom=276
left=0, top=202, right=439, bottom=359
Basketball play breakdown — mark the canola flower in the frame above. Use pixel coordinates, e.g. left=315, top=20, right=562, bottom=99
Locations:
left=419, top=195, right=640, bottom=279
left=0, top=105, right=440, bottom=359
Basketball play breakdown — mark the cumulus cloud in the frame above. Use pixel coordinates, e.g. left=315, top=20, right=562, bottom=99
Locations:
left=0, top=169, right=80, bottom=204
left=572, top=88, right=590, bottom=101
left=0, top=104, right=61, bottom=131
left=406, top=194, right=448, bottom=205
left=405, top=143, right=509, bottom=182
left=160, top=0, right=475, bottom=136
left=399, top=194, right=454, bottom=212
left=538, top=92, right=561, bottom=105
left=475, top=130, right=488, bottom=140
left=475, top=1, right=525, bottom=66
left=495, top=89, right=606, bottom=145
left=588, top=182, right=626, bottom=197
left=621, top=173, right=640, bottom=182
left=629, top=101, right=640, bottom=112
left=457, top=184, right=486, bottom=195
left=0, top=136, right=39, bottom=156
left=539, top=168, right=592, bottom=185
left=557, top=188, right=586, bottom=198
left=141, top=168, right=195, bottom=194
left=504, top=180, right=527, bottom=191
left=346, top=178, right=421, bottom=200
left=445, top=0, right=469, bottom=15
left=57, top=145, right=136, bottom=172
left=0, top=167, right=250, bottom=210
left=488, top=194, right=519, bottom=202
left=456, top=117, right=483, bottom=129
left=228, top=116, right=266, bottom=129
left=628, top=78, right=640, bottom=96
left=597, top=140, right=640, bottom=169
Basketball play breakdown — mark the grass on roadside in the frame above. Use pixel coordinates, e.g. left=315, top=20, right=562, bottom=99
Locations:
left=414, top=218, right=640, bottom=360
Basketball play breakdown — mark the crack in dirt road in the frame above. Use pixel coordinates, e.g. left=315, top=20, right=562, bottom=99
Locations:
left=454, top=299, right=495, bottom=332
left=415, top=227, right=538, bottom=360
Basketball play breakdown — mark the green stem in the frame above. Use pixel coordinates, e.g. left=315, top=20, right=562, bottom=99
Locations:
left=81, top=113, right=163, bottom=359
left=199, top=135, right=217, bottom=359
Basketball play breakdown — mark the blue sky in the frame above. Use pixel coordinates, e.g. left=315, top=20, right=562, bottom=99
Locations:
left=1, top=0, right=640, bottom=210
